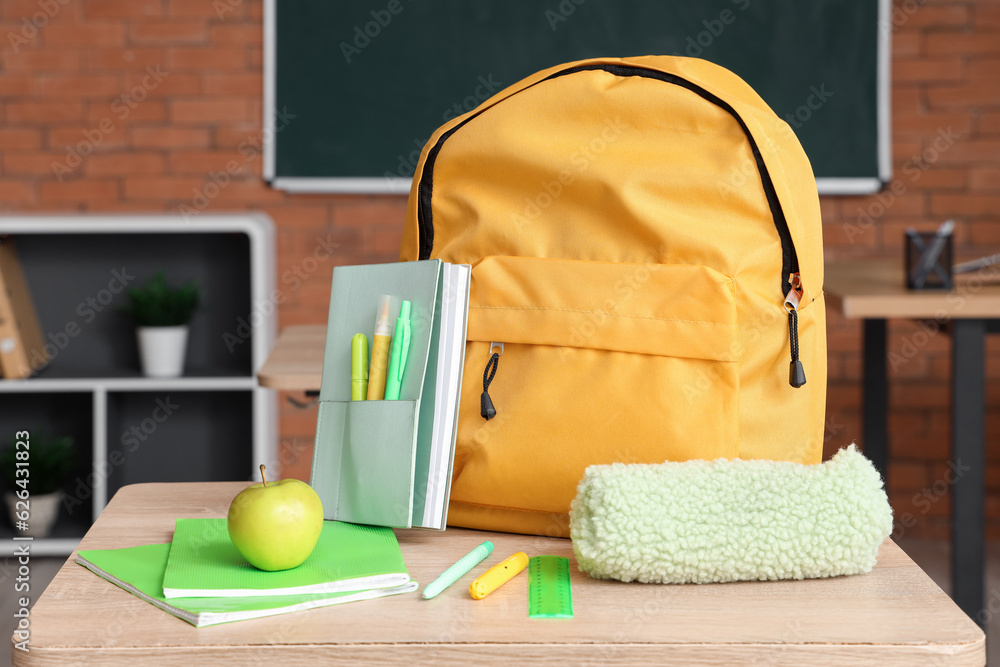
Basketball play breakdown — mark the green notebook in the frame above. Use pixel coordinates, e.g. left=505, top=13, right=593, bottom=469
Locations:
left=162, top=518, right=410, bottom=598
left=312, top=259, right=470, bottom=530
left=77, top=543, right=418, bottom=628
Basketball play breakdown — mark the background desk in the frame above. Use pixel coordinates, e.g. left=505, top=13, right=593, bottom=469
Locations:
left=825, top=259, right=1000, bottom=624
left=257, top=324, right=325, bottom=391
left=13, top=482, right=985, bottom=665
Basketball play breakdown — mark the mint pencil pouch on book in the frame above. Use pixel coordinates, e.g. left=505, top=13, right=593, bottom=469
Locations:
left=311, top=260, right=470, bottom=530
left=570, top=445, right=892, bottom=584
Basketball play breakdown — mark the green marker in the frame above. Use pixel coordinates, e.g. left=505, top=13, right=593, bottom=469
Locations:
left=383, top=300, right=411, bottom=400
left=422, top=541, right=493, bottom=600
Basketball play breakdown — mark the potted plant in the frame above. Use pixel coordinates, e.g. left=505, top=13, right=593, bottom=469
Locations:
left=121, top=272, right=200, bottom=378
left=2, top=435, right=75, bottom=538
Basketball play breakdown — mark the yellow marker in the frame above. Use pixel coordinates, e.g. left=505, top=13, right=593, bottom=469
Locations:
left=469, top=552, right=528, bottom=599
left=367, top=295, right=394, bottom=400
left=350, top=333, right=369, bottom=400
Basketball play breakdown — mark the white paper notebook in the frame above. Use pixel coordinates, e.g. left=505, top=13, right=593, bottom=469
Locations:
left=422, top=263, right=471, bottom=529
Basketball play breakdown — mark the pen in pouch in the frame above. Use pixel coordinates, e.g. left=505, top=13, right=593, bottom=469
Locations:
left=384, top=300, right=411, bottom=400
left=351, top=333, right=369, bottom=400
left=367, top=295, right=395, bottom=400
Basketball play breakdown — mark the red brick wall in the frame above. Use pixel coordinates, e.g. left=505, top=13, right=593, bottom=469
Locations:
left=0, top=0, right=996, bottom=538
left=822, top=1, right=1000, bottom=539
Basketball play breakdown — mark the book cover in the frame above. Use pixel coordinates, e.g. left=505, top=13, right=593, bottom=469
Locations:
left=162, top=518, right=409, bottom=598
left=77, top=543, right=417, bottom=628
left=0, top=240, right=48, bottom=378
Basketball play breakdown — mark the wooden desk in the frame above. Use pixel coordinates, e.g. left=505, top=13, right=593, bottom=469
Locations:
left=257, top=324, right=325, bottom=391
left=825, top=259, right=1000, bottom=624
left=13, top=482, right=986, bottom=665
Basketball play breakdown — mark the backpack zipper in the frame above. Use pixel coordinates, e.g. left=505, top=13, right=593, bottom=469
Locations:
left=480, top=342, right=503, bottom=420
left=417, top=63, right=804, bottom=387
left=784, top=272, right=806, bottom=388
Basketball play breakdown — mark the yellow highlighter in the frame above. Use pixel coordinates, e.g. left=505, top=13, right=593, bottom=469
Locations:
left=367, top=295, right=394, bottom=400
left=469, top=552, right=529, bottom=599
left=350, top=333, right=369, bottom=400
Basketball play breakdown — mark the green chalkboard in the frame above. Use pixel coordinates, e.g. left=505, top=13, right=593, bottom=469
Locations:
left=268, top=0, right=887, bottom=192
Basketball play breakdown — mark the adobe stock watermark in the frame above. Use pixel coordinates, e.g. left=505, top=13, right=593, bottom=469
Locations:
left=275, top=437, right=311, bottom=471
left=10, top=430, right=31, bottom=654
left=559, top=243, right=667, bottom=359
left=180, top=106, right=296, bottom=220
left=676, top=0, right=752, bottom=58
left=718, top=84, right=833, bottom=199
left=545, top=0, right=587, bottom=30
left=888, top=262, right=1000, bottom=372
left=6, top=0, right=71, bottom=53
left=783, top=85, right=834, bottom=131
left=442, top=75, right=503, bottom=122
left=222, top=234, right=340, bottom=352
left=213, top=0, right=243, bottom=20
left=891, top=459, right=970, bottom=540
left=879, top=0, right=929, bottom=35
left=845, top=126, right=960, bottom=243
left=52, top=66, right=169, bottom=180
left=747, top=620, right=809, bottom=667
left=510, top=116, right=631, bottom=231
left=26, top=268, right=135, bottom=376
left=548, top=0, right=751, bottom=41
left=340, top=0, right=415, bottom=64
left=586, top=585, right=681, bottom=663
left=977, top=587, right=1000, bottom=626
left=63, top=397, right=180, bottom=515
left=888, top=317, right=943, bottom=374
left=382, top=74, right=505, bottom=189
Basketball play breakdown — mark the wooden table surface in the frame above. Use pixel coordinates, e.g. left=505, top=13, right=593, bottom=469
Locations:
left=13, top=482, right=984, bottom=666
left=825, top=259, right=1000, bottom=319
left=257, top=323, right=326, bottom=390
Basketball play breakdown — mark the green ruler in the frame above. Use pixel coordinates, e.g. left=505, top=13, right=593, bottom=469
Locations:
left=528, top=556, right=573, bottom=619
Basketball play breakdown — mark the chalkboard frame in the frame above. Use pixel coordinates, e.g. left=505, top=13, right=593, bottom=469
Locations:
left=263, top=0, right=892, bottom=196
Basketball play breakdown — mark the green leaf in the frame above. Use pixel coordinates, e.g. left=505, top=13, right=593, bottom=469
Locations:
left=120, top=272, right=201, bottom=327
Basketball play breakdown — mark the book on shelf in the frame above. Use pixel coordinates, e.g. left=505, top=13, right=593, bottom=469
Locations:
left=0, top=238, right=48, bottom=379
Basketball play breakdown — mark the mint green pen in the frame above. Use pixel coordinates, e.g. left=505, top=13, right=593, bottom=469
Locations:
left=423, top=541, right=494, bottom=600
left=383, top=300, right=411, bottom=400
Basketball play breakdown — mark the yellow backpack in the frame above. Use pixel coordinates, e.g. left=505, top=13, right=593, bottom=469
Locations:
left=400, top=56, right=826, bottom=537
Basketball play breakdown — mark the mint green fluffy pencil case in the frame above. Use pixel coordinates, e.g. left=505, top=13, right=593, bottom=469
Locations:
left=570, top=445, right=892, bottom=584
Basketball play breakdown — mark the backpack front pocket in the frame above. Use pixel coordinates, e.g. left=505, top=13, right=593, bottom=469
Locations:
left=451, top=255, right=739, bottom=516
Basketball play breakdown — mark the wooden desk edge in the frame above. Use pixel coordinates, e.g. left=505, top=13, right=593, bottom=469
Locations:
left=257, top=324, right=325, bottom=391
left=256, top=371, right=320, bottom=391
left=11, top=638, right=986, bottom=666
left=824, top=260, right=1000, bottom=319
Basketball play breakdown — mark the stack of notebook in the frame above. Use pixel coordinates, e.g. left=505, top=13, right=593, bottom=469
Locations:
left=76, top=518, right=417, bottom=627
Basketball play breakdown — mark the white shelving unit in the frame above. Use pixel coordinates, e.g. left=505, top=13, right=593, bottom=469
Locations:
left=0, top=215, right=277, bottom=555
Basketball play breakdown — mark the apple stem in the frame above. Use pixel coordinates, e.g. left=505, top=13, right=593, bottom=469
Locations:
left=260, top=463, right=267, bottom=488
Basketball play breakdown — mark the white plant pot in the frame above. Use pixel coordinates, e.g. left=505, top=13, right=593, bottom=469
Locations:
left=6, top=491, right=61, bottom=538
left=137, top=325, right=189, bottom=378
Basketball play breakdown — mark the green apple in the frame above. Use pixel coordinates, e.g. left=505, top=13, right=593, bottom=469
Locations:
left=227, top=464, right=324, bottom=571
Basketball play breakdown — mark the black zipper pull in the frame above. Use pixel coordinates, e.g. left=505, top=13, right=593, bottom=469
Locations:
left=788, top=309, right=806, bottom=388
left=785, top=273, right=806, bottom=388
left=480, top=342, right=502, bottom=420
